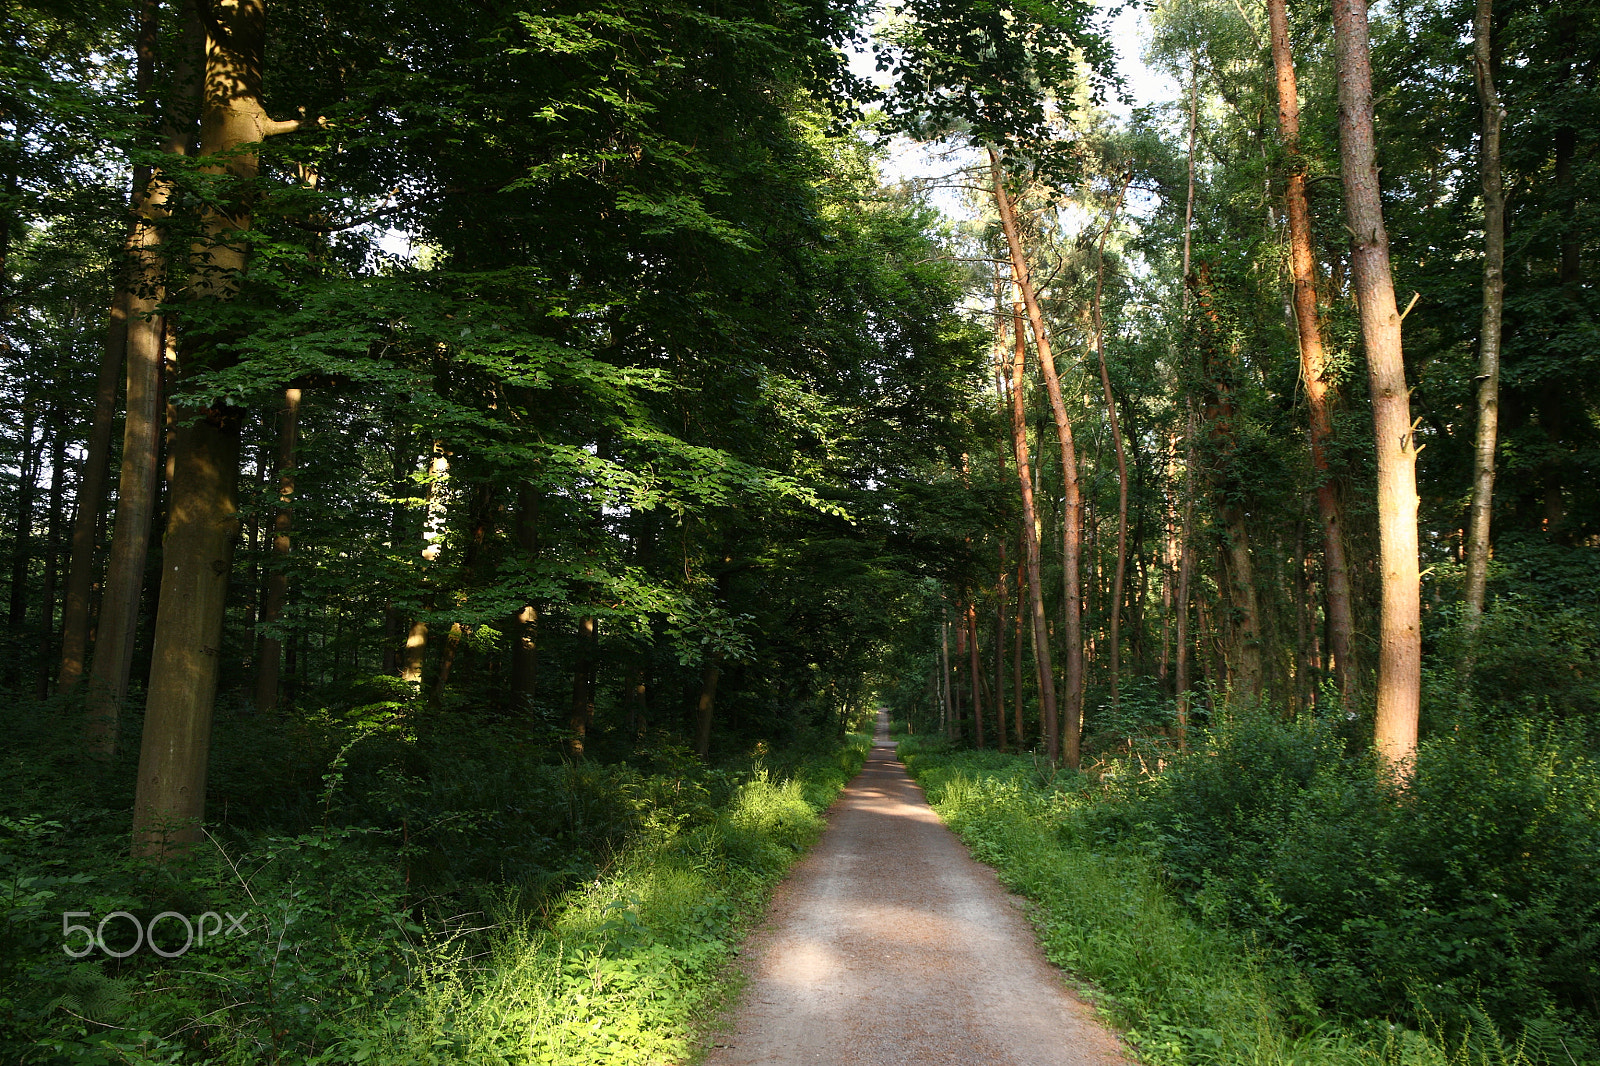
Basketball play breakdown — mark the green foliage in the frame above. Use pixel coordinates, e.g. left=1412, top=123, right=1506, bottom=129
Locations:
left=899, top=735, right=1594, bottom=1066
left=0, top=696, right=868, bottom=1065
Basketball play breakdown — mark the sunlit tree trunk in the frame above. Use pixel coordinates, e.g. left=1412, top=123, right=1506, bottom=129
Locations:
left=1333, top=0, right=1422, bottom=766
left=253, top=387, right=299, bottom=714
left=1269, top=0, right=1357, bottom=706
left=1005, top=304, right=1061, bottom=762
left=1091, top=172, right=1132, bottom=708
left=134, top=0, right=305, bottom=857
left=966, top=601, right=984, bottom=749
left=87, top=0, right=203, bottom=754
left=1461, top=0, right=1504, bottom=659
left=991, top=150, right=1075, bottom=764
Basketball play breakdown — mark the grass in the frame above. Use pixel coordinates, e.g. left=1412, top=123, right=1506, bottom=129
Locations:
left=310, top=743, right=870, bottom=1066
left=897, top=738, right=1567, bottom=1066
left=6, top=727, right=870, bottom=1066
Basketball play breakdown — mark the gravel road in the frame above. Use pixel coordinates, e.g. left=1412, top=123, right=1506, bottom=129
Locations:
left=702, top=712, right=1128, bottom=1066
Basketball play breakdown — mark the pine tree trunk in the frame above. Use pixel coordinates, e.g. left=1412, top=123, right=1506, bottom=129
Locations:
left=1269, top=0, right=1357, bottom=706
left=1461, top=0, right=1504, bottom=653
left=253, top=387, right=299, bottom=714
left=966, top=602, right=984, bottom=749
left=992, top=150, right=1074, bottom=765
left=1333, top=0, right=1422, bottom=766
left=1004, top=304, right=1061, bottom=763
left=1092, top=173, right=1132, bottom=708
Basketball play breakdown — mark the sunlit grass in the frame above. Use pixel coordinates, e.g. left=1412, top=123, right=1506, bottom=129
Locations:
left=900, top=739, right=1553, bottom=1066
left=320, top=735, right=870, bottom=1066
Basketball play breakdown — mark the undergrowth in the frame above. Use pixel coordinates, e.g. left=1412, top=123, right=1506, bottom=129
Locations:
left=1, top=696, right=869, bottom=1065
left=898, top=726, right=1599, bottom=1066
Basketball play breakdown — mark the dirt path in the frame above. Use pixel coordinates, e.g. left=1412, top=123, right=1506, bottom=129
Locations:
left=703, top=712, right=1127, bottom=1066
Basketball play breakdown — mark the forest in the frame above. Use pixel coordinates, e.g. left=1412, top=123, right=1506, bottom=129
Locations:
left=0, top=0, right=1596, bottom=1062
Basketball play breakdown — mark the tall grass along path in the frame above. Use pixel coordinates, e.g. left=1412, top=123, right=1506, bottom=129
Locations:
left=705, top=711, right=1127, bottom=1065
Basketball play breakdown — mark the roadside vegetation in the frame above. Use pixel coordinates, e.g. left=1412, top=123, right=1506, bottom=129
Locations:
left=897, top=712, right=1600, bottom=1066
left=2, top=700, right=869, bottom=1065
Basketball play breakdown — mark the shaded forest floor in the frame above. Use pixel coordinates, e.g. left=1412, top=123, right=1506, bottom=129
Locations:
left=0, top=693, right=871, bottom=1064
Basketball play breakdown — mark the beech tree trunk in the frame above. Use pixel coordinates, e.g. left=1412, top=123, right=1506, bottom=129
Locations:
left=58, top=295, right=128, bottom=691
left=253, top=387, right=299, bottom=714
left=133, top=0, right=304, bottom=857
left=1461, top=0, right=1504, bottom=650
left=86, top=0, right=203, bottom=754
left=569, top=615, right=597, bottom=755
left=509, top=485, right=540, bottom=707
left=1333, top=0, right=1422, bottom=766
left=35, top=408, right=67, bottom=697
left=1268, top=0, right=1357, bottom=706
left=991, top=150, right=1076, bottom=765
left=693, top=657, right=721, bottom=759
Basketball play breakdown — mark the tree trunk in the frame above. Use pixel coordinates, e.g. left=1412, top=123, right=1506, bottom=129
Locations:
left=568, top=615, right=597, bottom=756
left=133, top=0, right=301, bottom=857
left=1004, top=303, right=1061, bottom=762
left=57, top=0, right=170, bottom=694
left=995, top=539, right=1008, bottom=753
left=1175, top=407, right=1196, bottom=748
left=58, top=294, right=128, bottom=692
left=7, top=406, right=41, bottom=649
left=35, top=408, right=67, bottom=697
left=992, top=150, right=1074, bottom=765
left=693, top=658, right=721, bottom=759
left=1333, top=0, right=1422, bottom=767
left=1092, top=171, right=1133, bottom=708
left=253, top=386, right=299, bottom=714
left=509, top=485, right=541, bottom=708
left=1461, top=0, right=1504, bottom=655
left=1269, top=0, right=1357, bottom=706
left=966, top=601, right=984, bottom=749
left=86, top=0, right=203, bottom=752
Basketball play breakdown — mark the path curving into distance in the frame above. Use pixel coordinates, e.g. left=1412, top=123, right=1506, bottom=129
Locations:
left=704, top=712, right=1128, bottom=1066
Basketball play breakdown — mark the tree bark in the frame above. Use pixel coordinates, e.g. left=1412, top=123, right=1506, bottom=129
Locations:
left=508, top=485, right=540, bottom=708
left=966, top=601, right=984, bottom=749
left=569, top=615, right=597, bottom=756
left=58, top=294, right=129, bottom=692
left=1268, top=0, right=1357, bottom=706
left=253, top=386, right=299, bottom=714
left=1333, top=0, right=1422, bottom=767
left=134, top=0, right=302, bottom=857
left=991, top=150, right=1075, bottom=765
left=7, top=406, right=41, bottom=645
left=1461, top=0, right=1504, bottom=654
left=1091, top=171, right=1132, bottom=708
left=693, top=656, right=721, bottom=759
left=1004, top=303, right=1061, bottom=762
left=87, top=0, right=203, bottom=754
left=35, top=407, right=67, bottom=697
